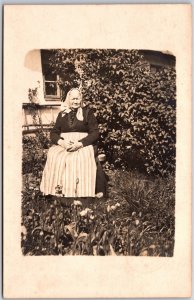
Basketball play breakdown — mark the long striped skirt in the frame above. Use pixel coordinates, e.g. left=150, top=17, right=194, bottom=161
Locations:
left=40, top=132, right=97, bottom=197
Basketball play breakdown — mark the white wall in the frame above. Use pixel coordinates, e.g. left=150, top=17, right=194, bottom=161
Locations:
left=20, top=49, right=44, bottom=103
left=14, top=48, right=61, bottom=106
left=21, top=49, right=61, bottom=126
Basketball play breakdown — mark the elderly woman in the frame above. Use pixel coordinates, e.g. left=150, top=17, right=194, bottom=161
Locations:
left=40, top=88, right=106, bottom=198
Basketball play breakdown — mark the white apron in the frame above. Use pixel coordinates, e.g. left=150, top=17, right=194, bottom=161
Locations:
left=40, top=132, right=96, bottom=197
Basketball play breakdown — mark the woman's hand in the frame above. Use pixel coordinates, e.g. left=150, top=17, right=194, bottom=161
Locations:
left=58, top=139, right=73, bottom=149
left=67, top=142, right=83, bottom=152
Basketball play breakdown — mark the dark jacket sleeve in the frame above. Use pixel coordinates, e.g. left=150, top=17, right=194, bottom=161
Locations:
left=79, top=109, right=99, bottom=147
left=50, top=113, right=62, bottom=144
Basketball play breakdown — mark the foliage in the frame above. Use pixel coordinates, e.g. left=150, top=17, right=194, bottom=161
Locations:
left=22, top=132, right=51, bottom=175
left=23, top=81, right=53, bottom=175
left=22, top=135, right=175, bottom=256
left=28, top=87, right=38, bottom=103
left=110, top=170, right=175, bottom=243
left=28, top=81, right=41, bottom=103
left=49, top=49, right=176, bottom=176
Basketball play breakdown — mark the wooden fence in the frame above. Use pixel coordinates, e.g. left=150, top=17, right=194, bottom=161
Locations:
left=22, top=103, right=61, bottom=134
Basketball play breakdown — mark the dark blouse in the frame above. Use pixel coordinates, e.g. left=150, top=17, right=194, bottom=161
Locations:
left=50, top=107, right=99, bottom=147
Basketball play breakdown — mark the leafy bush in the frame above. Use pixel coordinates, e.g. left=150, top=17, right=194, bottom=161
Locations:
left=49, top=49, right=176, bottom=176
left=22, top=131, right=51, bottom=175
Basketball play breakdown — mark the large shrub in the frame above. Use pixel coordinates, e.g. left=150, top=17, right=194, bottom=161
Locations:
left=49, top=49, right=176, bottom=176
left=22, top=132, right=51, bottom=175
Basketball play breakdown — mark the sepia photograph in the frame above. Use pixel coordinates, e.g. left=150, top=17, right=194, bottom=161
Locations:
left=22, top=48, right=176, bottom=256
left=4, top=4, right=191, bottom=298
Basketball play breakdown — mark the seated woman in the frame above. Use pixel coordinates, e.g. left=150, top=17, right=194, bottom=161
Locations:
left=40, top=87, right=106, bottom=198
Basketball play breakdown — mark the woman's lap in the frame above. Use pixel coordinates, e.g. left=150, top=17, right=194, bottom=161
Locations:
left=40, top=145, right=96, bottom=197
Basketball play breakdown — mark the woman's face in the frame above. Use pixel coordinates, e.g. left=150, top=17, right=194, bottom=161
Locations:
left=69, top=89, right=82, bottom=109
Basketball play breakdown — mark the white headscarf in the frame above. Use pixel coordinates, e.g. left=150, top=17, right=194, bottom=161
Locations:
left=60, top=88, right=85, bottom=121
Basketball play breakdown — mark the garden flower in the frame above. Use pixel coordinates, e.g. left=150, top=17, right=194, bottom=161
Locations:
left=107, top=205, right=111, bottom=212
left=115, top=202, right=121, bottom=208
left=149, top=244, right=156, bottom=249
left=132, top=212, right=136, bottom=216
left=96, top=192, right=103, bottom=199
left=86, top=208, right=93, bottom=213
left=98, top=154, right=106, bottom=162
left=80, top=210, right=87, bottom=217
left=55, top=185, right=63, bottom=196
left=111, top=205, right=116, bottom=211
left=59, top=213, right=63, bottom=220
left=55, top=193, right=63, bottom=197
left=73, top=200, right=82, bottom=206
left=140, top=250, right=148, bottom=256
left=135, top=219, right=140, bottom=226
left=80, top=208, right=93, bottom=217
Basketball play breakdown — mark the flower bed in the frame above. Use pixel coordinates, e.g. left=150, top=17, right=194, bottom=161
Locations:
left=22, top=134, right=175, bottom=256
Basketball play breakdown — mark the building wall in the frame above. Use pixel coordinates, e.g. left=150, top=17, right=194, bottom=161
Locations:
left=22, top=50, right=44, bottom=102
left=22, top=49, right=61, bottom=130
